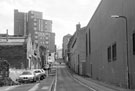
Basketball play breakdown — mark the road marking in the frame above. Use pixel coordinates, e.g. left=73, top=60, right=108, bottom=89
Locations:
left=41, top=86, right=49, bottom=90
left=73, top=77, right=97, bottom=91
left=66, top=69, right=97, bottom=91
left=28, top=83, right=39, bottom=91
left=4, top=85, right=19, bottom=91
left=53, top=66, right=57, bottom=91
left=48, top=77, right=55, bottom=91
left=49, top=66, right=57, bottom=91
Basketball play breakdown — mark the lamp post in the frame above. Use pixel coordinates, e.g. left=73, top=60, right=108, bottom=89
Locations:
left=111, top=15, right=130, bottom=88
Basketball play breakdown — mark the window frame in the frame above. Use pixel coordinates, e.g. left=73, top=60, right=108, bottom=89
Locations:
left=112, top=43, right=117, bottom=61
left=107, top=46, right=111, bottom=62
left=133, top=33, right=135, bottom=55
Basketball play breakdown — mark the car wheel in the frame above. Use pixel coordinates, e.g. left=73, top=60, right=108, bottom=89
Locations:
left=34, top=78, right=36, bottom=82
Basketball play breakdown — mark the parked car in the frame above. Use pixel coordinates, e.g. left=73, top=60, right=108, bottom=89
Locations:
left=17, top=70, right=36, bottom=83
left=40, top=69, right=46, bottom=79
left=44, top=64, right=49, bottom=70
left=33, top=69, right=46, bottom=80
left=32, top=69, right=42, bottom=80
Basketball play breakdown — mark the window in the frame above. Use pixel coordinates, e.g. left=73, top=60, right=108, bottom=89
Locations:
left=34, top=27, right=37, bottom=31
left=31, top=16, right=34, bottom=18
left=46, top=41, right=49, bottom=44
left=34, top=23, right=37, bottom=26
left=35, top=36, right=38, bottom=39
left=86, top=34, right=88, bottom=57
left=39, top=20, right=40, bottom=31
left=89, top=29, right=91, bottom=54
left=34, top=18, right=37, bottom=21
left=46, top=37, right=49, bottom=40
left=31, top=11, right=33, bottom=14
left=112, top=43, right=117, bottom=60
left=45, top=22, right=47, bottom=25
left=43, top=33, right=45, bottom=36
left=133, top=33, right=135, bottom=55
left=108, top=46, right=111, bottom=62
left=72, top=38, right=77, bottom=48
left=49, top=53, right=51, bottom=56
left=45, top=33, right=49, bottom=36
left=35, top=31, right=38, bottom=34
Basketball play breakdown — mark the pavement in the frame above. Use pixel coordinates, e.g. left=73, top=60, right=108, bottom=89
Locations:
left=67, top=67, right=134, bottom=91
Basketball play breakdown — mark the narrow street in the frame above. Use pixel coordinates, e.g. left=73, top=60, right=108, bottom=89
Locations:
left=56, top=63, right=92, bottom=91
left=0, top=61, right=93, bottom=91
left=0, top=60, right=132, bottom=91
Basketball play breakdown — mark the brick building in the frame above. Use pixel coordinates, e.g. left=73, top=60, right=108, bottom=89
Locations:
left=85, top=0, right=135, bottom=89
left=0, top=35, right=41, bottom=69
left=68, top=23, right=86, bottom=75
left=62, top=34, right=72, bottom=62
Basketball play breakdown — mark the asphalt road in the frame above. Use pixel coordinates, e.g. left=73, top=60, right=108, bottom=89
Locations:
left=56, top=64, right=92, bottom=91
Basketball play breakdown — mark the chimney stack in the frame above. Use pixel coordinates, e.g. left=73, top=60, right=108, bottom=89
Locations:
left=76, top=22, right=81, bottom=31
left=6, top=29, right=8, bottom=41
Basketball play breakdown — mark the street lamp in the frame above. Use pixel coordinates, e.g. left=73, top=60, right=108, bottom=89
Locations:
left=111, top=15, right=130, bottom=88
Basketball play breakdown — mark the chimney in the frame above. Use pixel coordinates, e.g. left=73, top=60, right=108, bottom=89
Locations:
left=6, top=29, right=8, bottom=41
left=76, top=22, right=81, bottom=31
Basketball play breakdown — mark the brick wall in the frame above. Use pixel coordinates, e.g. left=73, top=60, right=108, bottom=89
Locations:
left=0, top=45, right=28, bottom=69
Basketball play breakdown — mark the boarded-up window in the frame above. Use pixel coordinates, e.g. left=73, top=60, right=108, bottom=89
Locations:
left=112, top=43, right=117, bottom=60
left=108, top=46, right=111, bottom=62
left=133, top=33, right=135, bottom=55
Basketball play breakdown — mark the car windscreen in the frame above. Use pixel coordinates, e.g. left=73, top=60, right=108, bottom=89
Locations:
left=34, top=70, right=41, bottom=73
left=22, top=71, right=32, bottom=75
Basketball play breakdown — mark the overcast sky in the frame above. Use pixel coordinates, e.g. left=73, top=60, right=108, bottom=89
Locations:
left=0, top=0, right=101, bottom=48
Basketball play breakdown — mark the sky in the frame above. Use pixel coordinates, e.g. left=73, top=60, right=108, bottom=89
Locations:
left=0, top=0, right=101, bottom=49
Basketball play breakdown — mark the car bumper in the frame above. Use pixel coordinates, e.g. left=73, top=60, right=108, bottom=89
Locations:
left=17, top=78, right=35, bottom=83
